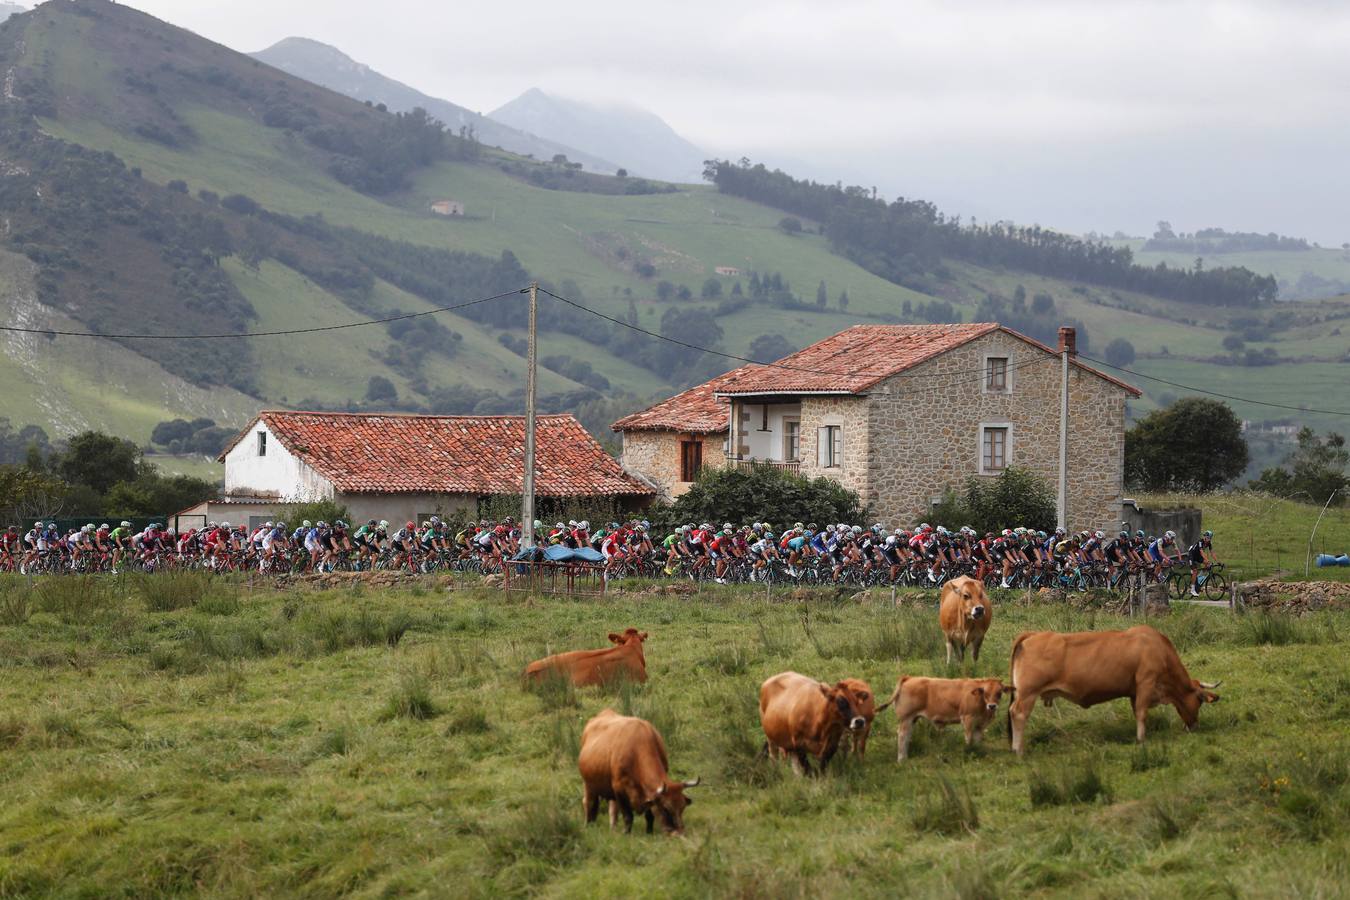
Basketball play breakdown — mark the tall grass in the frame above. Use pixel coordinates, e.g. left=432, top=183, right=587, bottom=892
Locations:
left=35, top=576, right=116, bottom=624
left=381, top=673, right=438, bottom=721
left=138, top=571, right=212, bottom=612
left=911, top=776, right=979, bottom=834
left=0, top=579, right=33, bottom=625
left=1029, top=757, right=1113, bottom=807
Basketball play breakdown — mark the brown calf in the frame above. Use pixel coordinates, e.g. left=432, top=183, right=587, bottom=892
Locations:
left=578, top=709, right=699, bottom=835
left=939, top=576, right=992, bottom=665
left=878, top=676, right=1007, bottom=760
left=1008, top=625, right=1221, bottom=755
left=759, top=671, right=868, bottom=775
left=523, top=628, right=648, bottom=688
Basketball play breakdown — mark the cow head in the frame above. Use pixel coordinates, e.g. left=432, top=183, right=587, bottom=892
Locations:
left=820, top=681, right=868, bottom=732
left=1177, top=679, right=1222, bottom=729
left=839, top=678, right=875, bottom=755
left=608, top=629, right=649, bottom=646
left=647, top=778, right=700, bottom=835
left=956, top=579, right=989, bottom=622
left=962, top=680, right=1007, bottom=719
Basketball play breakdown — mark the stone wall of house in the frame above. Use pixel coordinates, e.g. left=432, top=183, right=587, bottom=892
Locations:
left=798, top=396, right=872, bottom=499
left=620, top=430, right=722, bottom=501
left=864, top=331, right=1128, bottom=530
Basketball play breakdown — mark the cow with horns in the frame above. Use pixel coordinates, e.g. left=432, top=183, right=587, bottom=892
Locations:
left=1007, top=624, right=1221, bottom=755
left=578, top=709, right=699, bottom=835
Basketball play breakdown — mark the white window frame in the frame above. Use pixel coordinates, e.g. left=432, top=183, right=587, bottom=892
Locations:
left=982, top=353, right=1012, bottom=395
left=817, top=424, right=843, bottom=469
left=256, top=431, right=267, bottom=457
left=978, top=422, right=1013, bottom=475
left=783, top=418, right=801, bottom=462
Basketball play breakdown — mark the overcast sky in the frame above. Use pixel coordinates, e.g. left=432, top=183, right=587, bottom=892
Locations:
left=118, top=0, right=1350, bottom=244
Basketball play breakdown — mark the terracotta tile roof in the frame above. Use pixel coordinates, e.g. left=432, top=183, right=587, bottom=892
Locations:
left=220, top=411, right=654, bottom=497
left=713, top=323, right=1140, bottom=397
left=714, top=323, right=1001, bottom=395
left=611, top=365, right=754, bottom=433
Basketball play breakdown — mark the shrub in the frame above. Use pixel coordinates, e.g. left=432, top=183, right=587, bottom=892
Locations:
left=912, top=776, right=979, bottom=834
left=1238, top=610, right=1303, bottom=646
left=139, top=570, right=212, bottom=612
left=0, top=580, right=32, bottom=625
left=36, top=576, right=115, bottom=624
left=654, top=464, right=863, bottom=534
left=485, top=794, right=584, bottom=870
left=934, top=466, right=1056, bottom=535
left=1028, top=758, right=1112, bottom=807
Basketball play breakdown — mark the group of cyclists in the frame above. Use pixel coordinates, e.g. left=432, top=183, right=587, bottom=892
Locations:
left=4, top=513, right=1221, bottom=597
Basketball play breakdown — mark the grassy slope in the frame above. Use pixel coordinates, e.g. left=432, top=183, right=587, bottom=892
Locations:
left=1138, top=492, right=1350, bottom=582
left=0, top=580, right=1345, bottom=896
left=0, top=249, right=257, bottom=441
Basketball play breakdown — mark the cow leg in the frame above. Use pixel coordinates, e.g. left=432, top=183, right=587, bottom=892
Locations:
left=1010, top=694, right=1036, bottom=756
left=608, top=799, right=618, bottom=830
left=963, top=717, right=975, bottom=747
left=1133, top=692, right=1150, bottom=743
left=897, top=716, right=914, bottom=761
left=792, top=749, right=811, bottom=776
left=945, top=639, right=955, bottom=665
left=583, top=787, right=600, bottom=825
left=818, top=745, right=838, bottom=775
left=645, top=810, right=655, bottom=835
left=618, top=797, right=635, bottom=833
left=971, top=635, right=983, bottom=664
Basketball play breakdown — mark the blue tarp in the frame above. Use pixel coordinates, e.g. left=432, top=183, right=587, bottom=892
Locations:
left=1315, top=553, right=1350, bottom=567
left=512, top=545, right=604, bottom=564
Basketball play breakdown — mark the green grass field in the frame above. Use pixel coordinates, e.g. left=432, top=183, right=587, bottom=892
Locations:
left=0, top=576, right=1345, bottom=897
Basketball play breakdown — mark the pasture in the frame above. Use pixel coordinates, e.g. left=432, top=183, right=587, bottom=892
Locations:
left=0, top=575, right=1346, bottom=897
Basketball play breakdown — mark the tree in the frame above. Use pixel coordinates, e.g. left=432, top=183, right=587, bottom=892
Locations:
left=838, top=289, right=849, bottom=311
left=56, top=431, right=142, bottom=496
left=701, top=278, right=723, bottom=299
left=816, top=281, right=827, bottom=308
left=778, top=216, right=802, bottom=235
left=748, top=333, right=797, bottom=363
left=0, top=465, right=68, bottom=522
left=656, top=280, right=675, bottom=301
left=1222, top=335, right=1245, bottom=352
left=616, top=168, right=628, bottom=178
left=1125, top=398, right=1249, bottom=492
left=151, top=419, right=195, bottom=447
left=731, top=281, right=743, bottom=297
left=366, top=376, right=398, bottom=403
left=1104, top=338, right=1136, bottom=368
left=654, top=465, right=862, bottom=533
left=1250, top=428, right=1349, bottom=505
left=104, top=473, right=216, bottom=518
left=963, top=467, right=1056, bottom=535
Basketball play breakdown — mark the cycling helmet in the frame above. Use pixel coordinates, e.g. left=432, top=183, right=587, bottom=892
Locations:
left=1001, top=529, right=1013, bottom=537
left=379, top=520, right=389, bottom=529
left=894, top=527, right=905, bottom=536
left=121, top=520, right=132, bottom=528
left=1055, top=526, right=1066, bottom=536
left=277, top=522, right=287, bottom=530
left=680, top=524, right=692, bottom=533
left=1135, top=529, right=1146, bottom=539
left=100, top=524, right=109, bottom=530
left=579, top=521, right=589, bottom=530
left=851, top=525, right=862, bottom=534
left=1094, top=530, right=1105, bottom=540
left=723, top=523, right=734, bottom=533
left=554, top=522, right=565, bottom=530
left=699, top=523, right=711, bottom=532
left=430, top=516, right=441, bottom=525
left=1119, top=530, right=1129, bottom=539
left=494, top=525, right=507, bottom=536
left=533, top=519, right=543, bottom=529
left=405, top=521, right=415, bottom=530
left=220, top=522, right=230, bottom=529
left=265, top=521, right=274, bottom=528
left=1203, top=530, right=1213, bottom=539
left=1165, top=530, right=1176, bottom=540
left=367, top=519, right=377, bottom=527
left=302, top=520, right=312, bottom=528
left=764, top=532, right=775, bottom=541
left=335, top=520, right=347, bottom=529
left=1037, top=531, right=1048, bottom=540
left=807, top=523, right=818, bottom=532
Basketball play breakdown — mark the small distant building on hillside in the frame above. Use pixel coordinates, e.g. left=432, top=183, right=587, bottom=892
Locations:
left=613, top=323, right=1141, bottom=530
left=175, top=410, right=653, bottom=530
left=430, top=200, right=465, bottom=216
left=714, top=266, right=741, bottom=277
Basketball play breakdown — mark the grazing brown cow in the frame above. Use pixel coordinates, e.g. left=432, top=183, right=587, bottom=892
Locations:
left=839, top=677, right=877, bottom=758
left=578, top=708, right=699, bottom=835
left=759, top=671, right=868, bottom=775
left=1008, top=625, right=1221, bottom=756
left=877, top=676, right=1006, bottom=761
left=939, top=576, right=992, bottom=665
left=523, top=628, right=648, bottom=687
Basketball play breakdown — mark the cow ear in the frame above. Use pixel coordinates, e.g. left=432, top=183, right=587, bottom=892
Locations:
left=607, top=633, right=622, bottom=644
left=639, top=632, right=649, bottom=641
left=970, top=686, right=985, bottom=698
left=818, top=683, right=832, bottom=698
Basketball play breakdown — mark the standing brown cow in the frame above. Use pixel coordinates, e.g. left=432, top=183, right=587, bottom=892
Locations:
left=1008, top=625, right=1222, bottom=755
left=578, top=708, right=699, bottom=835
left=523, top=628, right=648, bottom=687
left=877, top=676, right=1006, bottom=761
left=939, top=576, right=992, bottom=665
left=759, top=671, right=868, bottom=775
left=839, top=677, right=877, bottom=758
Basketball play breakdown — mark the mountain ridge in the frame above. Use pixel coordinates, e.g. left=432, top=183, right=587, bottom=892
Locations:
left=251, top=37, right=621, bottom=175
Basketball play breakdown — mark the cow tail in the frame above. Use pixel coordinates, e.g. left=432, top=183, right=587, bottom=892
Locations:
left=876, top=675, right=907, bottom=713
left=1007, top=634, right=1028, bottom=744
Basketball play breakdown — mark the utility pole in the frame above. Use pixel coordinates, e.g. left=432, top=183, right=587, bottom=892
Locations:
left=1056, top=326, right=1074, bottom=531
left=520, top=281, right=538, bottom=549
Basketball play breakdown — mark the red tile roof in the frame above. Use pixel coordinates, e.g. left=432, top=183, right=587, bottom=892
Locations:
left=220, top=411, right=654, bottom=496
left=611, top=365, right=754, bottom=433
left=714, top=323, right=1000, bottom=395
left=713, top=324, right=1140, bottom=397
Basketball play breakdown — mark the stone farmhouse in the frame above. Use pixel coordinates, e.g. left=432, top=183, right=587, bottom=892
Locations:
left=177, top=411, right=652, bottom=530
left=613, top=323, right=1140, bottom=530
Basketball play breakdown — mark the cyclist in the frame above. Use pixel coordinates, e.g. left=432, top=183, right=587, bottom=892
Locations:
left=1102, top=530, right=1132, bottom=586
left=1187, top=530, right=1217, bottom=597
left=748, top=530, right=780, bottom=581
left=1, top=525, right=20, bottom=570
left=710, top=525, right=737, bottom=584
left=1147, top=530, right=1181, bottom=579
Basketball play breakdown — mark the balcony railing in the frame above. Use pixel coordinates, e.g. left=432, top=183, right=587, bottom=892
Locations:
left=728, top=457, right=801, bottom=475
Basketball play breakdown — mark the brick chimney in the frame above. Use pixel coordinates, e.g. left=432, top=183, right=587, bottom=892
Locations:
left=1057, top=326, right=1077, bottom=358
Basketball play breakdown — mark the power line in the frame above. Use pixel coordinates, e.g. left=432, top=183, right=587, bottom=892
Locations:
left=1079, top=354, right=1350, bottom=418
left=0, top=289, right=527, bottom=340
left=539, top=287, right=1027, bottom=381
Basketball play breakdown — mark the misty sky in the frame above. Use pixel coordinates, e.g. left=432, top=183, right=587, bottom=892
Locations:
left=116, top=0, right=1350, bottom=244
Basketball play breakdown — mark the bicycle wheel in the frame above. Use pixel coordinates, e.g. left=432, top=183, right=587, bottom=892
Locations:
left=1168, top=573, right=1188, bottom=601
left=1204, top=572, right=1229, bottom=602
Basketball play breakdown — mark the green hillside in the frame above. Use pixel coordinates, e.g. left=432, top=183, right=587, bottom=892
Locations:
left=1, top=0, right=1347, bottom=482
